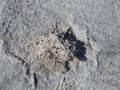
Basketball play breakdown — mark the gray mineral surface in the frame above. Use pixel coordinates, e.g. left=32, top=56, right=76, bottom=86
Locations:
left=0, top=0, right=120, bottom=90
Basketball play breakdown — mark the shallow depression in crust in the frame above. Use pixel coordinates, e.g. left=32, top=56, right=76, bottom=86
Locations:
left=26, top=33, right=69, bottom=73
left=26, top=27, right=87, bottom=73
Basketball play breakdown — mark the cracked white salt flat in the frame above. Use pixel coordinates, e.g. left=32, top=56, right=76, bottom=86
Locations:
left=0, top=0, right=120, bottom=90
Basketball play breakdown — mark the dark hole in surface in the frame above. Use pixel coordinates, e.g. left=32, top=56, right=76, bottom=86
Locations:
left=26, top=0, right=29, bottom=3
left=33, top=73, right=38, bottom=89
left=26, top=67, right=31, bottom=76
left=52, top=26, right=87, bottom=72
left=55, top=57, right=58, bottom=60
left=63, top=27, right=76, bottom=42
left=65, top=60, right=71, bottom=72
left=36, top=42, right=39, bottom=45
left=63, top=27, right=87, bottom=61
left=74, top=40, right=87, bottom=61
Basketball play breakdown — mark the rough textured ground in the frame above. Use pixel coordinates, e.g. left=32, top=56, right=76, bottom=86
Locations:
left=0, top=0, right=120, bottom=90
